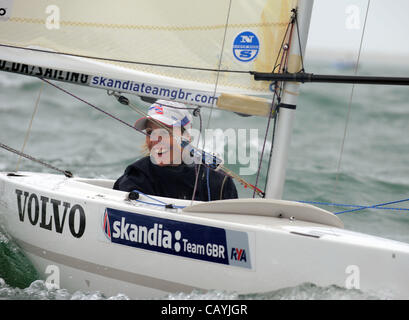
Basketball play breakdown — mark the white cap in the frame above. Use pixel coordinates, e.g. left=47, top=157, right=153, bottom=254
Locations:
left=134, top=100, right=193, bottom=132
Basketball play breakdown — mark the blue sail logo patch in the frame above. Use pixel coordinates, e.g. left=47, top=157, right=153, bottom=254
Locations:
left=233, top=31, right=260, bottom=62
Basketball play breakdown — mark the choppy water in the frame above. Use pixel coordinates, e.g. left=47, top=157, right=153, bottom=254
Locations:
left=0, top=58, right=408, bottom=300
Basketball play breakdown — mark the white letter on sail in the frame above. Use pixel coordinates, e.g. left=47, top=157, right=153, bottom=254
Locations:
left=45, top=5, right=60, bottom=30
left=345, top=5, right=360, bottom=30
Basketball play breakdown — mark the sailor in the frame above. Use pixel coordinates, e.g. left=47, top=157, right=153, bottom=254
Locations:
left=113, top=100, right=238, bottom=201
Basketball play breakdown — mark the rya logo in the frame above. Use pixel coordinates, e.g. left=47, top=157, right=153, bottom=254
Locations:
left=230, top=248, right=247, bottom=262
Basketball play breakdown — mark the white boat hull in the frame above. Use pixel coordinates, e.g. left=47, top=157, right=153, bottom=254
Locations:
left=1, top=172, right=409, bottom=298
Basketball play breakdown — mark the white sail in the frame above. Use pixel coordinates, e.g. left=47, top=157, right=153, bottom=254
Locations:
left=0, top=0, right=298, bottom=110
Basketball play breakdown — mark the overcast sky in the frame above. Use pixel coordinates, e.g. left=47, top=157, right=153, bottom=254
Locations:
left=306, top=0, right=409, bottom=60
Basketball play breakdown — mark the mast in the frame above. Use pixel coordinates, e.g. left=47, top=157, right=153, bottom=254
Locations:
left=264, top=0, right=314, bottom=199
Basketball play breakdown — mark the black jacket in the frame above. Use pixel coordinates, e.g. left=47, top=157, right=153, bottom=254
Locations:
left=113, top=156, right=238, bottom=201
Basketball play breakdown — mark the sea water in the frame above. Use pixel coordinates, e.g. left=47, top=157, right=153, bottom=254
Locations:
left=0, top=58, right=408, bottom=300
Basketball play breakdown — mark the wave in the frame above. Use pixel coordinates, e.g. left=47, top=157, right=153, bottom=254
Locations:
left=0, top=280, right=129, bottom=300
left=0, top=280, right=395, bottom=300
left=0, top=228, right=39, bottom=289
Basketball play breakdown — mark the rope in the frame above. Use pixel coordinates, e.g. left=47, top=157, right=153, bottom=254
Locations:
left=41, top=79, right=148, bottom=136
left=132, top=189, right=167, bottom=205
left=271, top=8, right=296, bottom=73
left=0, top=43, right=250, bottom=75
left=293, top=8, right=305, bottom=72
left=131, top=189, right=186, bottom=209
left=297, top=199, right=409, bottom=214
left=134, top=199, right=186, bottom=209
left=206, top=166, right=211, bottom=201
left=333, top=0, right=371, bottom=199
left=16, top=82, right=43, bottom=171
left=253, top=92, right=277, bottom=198
left=0, top=142, right=73, bottom=177
left=334, top=198, right=409, bottom=215
left=193, top=0, right=233, bottom=203
left=252, top=9, right=295, bottom=197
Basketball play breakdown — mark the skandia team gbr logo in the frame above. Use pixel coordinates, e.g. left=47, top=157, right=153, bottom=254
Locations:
left=101, top=208, right=252, bottom=269
left=233, top=31, right=260, bottom=62
left=149, top=104, right=164, bottom=114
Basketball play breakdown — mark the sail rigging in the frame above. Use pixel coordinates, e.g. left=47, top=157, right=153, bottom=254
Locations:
left=263, top=0, right=313, bottom=199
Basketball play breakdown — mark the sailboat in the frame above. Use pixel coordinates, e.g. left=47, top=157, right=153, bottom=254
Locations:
left=1, top=0, right=409, bottom=299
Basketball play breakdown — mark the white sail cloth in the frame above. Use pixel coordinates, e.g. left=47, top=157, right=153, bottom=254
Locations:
left=0, top=0, right=298, bottom=109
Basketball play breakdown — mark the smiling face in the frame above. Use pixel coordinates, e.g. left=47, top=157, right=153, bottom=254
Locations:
left=145, top=120, right=183, bottom=166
